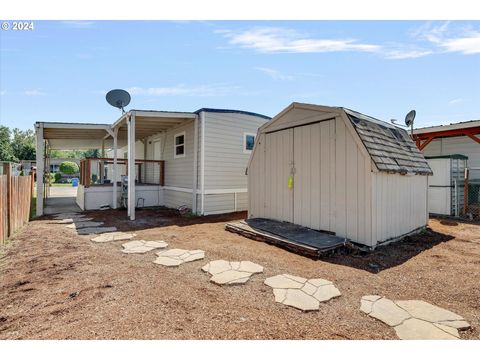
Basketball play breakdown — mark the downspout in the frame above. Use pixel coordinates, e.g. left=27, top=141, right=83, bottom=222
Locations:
left=200, top=111, right=206, bottom=215
left=192, top=115, right=199, bottom=214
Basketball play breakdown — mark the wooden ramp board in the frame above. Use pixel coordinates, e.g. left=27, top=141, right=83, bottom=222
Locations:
left=225, top=218, right=347, bottom=258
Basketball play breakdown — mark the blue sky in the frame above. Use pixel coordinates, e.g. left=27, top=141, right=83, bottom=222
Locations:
left=1, top=20, right=479, bottom=131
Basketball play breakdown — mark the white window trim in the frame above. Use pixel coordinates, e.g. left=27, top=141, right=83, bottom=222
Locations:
left=174, top=131, right=186, bottom=159
left=243, top=132, right=256, bottom=154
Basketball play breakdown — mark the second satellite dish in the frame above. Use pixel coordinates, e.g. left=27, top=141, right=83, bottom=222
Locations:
left=405, top=110, right=416, bottom=127
left=106, top=89, right=131, bottom=113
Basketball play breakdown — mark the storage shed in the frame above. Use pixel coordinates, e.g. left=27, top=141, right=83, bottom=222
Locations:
left=247, top=103, right=433, bottom=248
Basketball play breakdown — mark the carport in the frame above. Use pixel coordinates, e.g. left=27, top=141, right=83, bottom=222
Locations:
left=35, top=122, right=116, bottom=216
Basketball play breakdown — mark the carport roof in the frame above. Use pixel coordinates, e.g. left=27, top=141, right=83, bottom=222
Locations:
left=35, top=122, right=113, bottom=150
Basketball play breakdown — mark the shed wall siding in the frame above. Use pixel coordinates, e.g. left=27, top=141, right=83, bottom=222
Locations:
left=371, top=172, right=428, bottom=245
left=333, top=117, right=373, bottom=246
left=248, top=133, right=266, bottom=218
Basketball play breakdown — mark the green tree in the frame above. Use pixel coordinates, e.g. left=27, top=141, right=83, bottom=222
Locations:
left=59, top=161, right=79, bottom=175
left=0, top=126, right=17, bottom=161
left=11, top=128, right=36, bottom=160
left=83, top=149, right=100, bottom=158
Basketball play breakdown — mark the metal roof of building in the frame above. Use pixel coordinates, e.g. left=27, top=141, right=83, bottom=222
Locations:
left=345, top=109, right=433, bottom=175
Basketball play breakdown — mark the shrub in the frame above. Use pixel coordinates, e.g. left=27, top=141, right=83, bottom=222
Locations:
left=59, top=161, right=79, bottom=175
left=54, top=172, right=62, bottom=183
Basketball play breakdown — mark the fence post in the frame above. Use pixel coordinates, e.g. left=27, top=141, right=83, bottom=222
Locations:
left=30, top=172, right=35, bottom=220
left=3, top=163, right=12, bottom=237
left=464, top=168, right=469, bottom=216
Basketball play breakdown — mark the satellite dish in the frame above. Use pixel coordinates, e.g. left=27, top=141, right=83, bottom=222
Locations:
left=405, top=110, right=416, bottom=127
left=106, top=89, right=131, bottom=113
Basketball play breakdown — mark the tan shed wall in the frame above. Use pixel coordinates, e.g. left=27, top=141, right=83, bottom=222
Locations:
left=371, top=172, right=429, bottom=246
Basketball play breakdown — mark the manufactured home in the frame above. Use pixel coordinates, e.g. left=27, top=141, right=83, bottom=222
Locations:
left=247, top=103, right=433, bottom=248
left=35, top=108, right=270, bottom=218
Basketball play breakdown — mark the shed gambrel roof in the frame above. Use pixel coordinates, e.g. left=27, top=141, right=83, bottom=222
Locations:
left=343, top=108, right=433, bottom=175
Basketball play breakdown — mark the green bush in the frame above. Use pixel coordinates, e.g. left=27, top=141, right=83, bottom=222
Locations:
left=47, top=172, right=55, bottom=183
left=54, top=172, right=62, bottom=183
left=59, top=161, right=79, bottom=175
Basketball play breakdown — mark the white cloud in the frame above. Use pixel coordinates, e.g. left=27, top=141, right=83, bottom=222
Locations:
left=414, top=22, right=480, bottom=55
left=448, top=98, right=466, bottom=105
left=219, top=23, right=480, bottom=60
left=384, top=49, right=432, bottom=59
left=24, top=90, right=46, bottom=96
left=62, top=21, right=95, bottom=29
left=441, top=33, right=480, bottom=54
left=254, top=67, right=294, bottom=81
left=0, top=91, right=5, bottom=96
left=221, top=27, right=381, bottom=54
left=127, top=84, right=240, bottom=97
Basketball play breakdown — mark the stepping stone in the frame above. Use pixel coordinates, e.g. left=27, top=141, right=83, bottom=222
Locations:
left=368, top=298, right=411, bottom=327
left=66, top=221, right=104, bottom=229
left=91, top=231, right=136, bottom=243
left=121, top=240, right=168, bottom=254
left=53, top=213, right=83, bottom=220
left=395, top=318, right=459, bottom=340
left=77, top=226, right=117, bottom=235
left=54, top=217, right=94, bottom=224
left=153, top=249, right=205, bottom=267
left=360, top=295, right=471, bottom=340
left=202, top=260, right=263, bottom=285
left=395, top=300, right=464, bottom=323
left=264, top=274, right=341, bottom=311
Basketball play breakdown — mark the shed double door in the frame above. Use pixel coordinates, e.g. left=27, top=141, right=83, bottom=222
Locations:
left=264, top=120, right=336, bottom=232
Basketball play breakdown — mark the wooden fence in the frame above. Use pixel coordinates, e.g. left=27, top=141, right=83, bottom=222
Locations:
left=0, top=165, right=34, bottom=245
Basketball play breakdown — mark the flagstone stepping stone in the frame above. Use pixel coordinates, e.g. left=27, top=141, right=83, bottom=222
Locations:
left=264, top=274, right=341, bottom=311
left=66, top=221, right=104, bottom=229
left=77, top=226, right=117, bottom=235
left=202, top=260, right=263, bottom=285
left=360, top=295, right=470, bottom=339
left=91, top=231, right=136, bottom=242
left=54, top=217, right=94, bottom=224
left=53, top=212, right=83, bottom=220
left=153, top=249, right=205, bottom=267
left=121, top=240, right=168, bottom=254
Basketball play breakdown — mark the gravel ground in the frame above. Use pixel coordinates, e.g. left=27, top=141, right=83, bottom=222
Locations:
left=0, top=209, right=478, bottom=339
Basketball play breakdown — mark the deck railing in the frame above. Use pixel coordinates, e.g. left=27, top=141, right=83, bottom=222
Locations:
left=79, top=158, right=165, bottom=188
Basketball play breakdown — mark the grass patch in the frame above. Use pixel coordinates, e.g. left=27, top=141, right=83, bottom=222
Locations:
left=50, top=183, right=74, bottom=187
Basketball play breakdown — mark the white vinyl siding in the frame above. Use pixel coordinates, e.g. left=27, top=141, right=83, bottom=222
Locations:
left=422, top=136, right=480, bottom=176
left=203, top=112, right=268, bottom=191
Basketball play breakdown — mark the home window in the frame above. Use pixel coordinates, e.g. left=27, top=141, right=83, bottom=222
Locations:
left=174, top=132, right=186, bottom=158
left=243, top=133, right=256, bottom=153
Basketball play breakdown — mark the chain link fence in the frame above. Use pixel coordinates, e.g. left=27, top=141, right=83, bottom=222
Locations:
left=464, top=168, right=480, bottom=219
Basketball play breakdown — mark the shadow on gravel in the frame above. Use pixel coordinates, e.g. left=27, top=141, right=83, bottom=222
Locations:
left=323, top=228, right=455, bottom=273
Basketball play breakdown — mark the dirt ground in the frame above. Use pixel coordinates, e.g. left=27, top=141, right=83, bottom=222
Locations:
left=0, top=208, right=479, bottom=340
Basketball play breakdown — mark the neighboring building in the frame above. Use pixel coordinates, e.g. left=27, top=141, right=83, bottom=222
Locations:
left=413, top=120, right=480, bottom=217
left=413, top=120, right=480, bottom=176
left=247, top=103, right=432, bottom=248
left=48, top=158, right=80, bottom=174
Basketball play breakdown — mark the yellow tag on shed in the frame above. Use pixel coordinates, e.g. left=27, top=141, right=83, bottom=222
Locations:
left=288, top=176, right=293, bottom=189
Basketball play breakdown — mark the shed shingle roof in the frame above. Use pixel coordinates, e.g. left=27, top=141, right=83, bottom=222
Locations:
left=344, top=108, right=432, bottom=175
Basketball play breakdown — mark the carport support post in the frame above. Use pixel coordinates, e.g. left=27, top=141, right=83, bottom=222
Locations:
left=35, top=123, right=44, bottom=216
left=112, top=127, right=119, bottom=209
left=127, top=112, right=136, bottom=221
